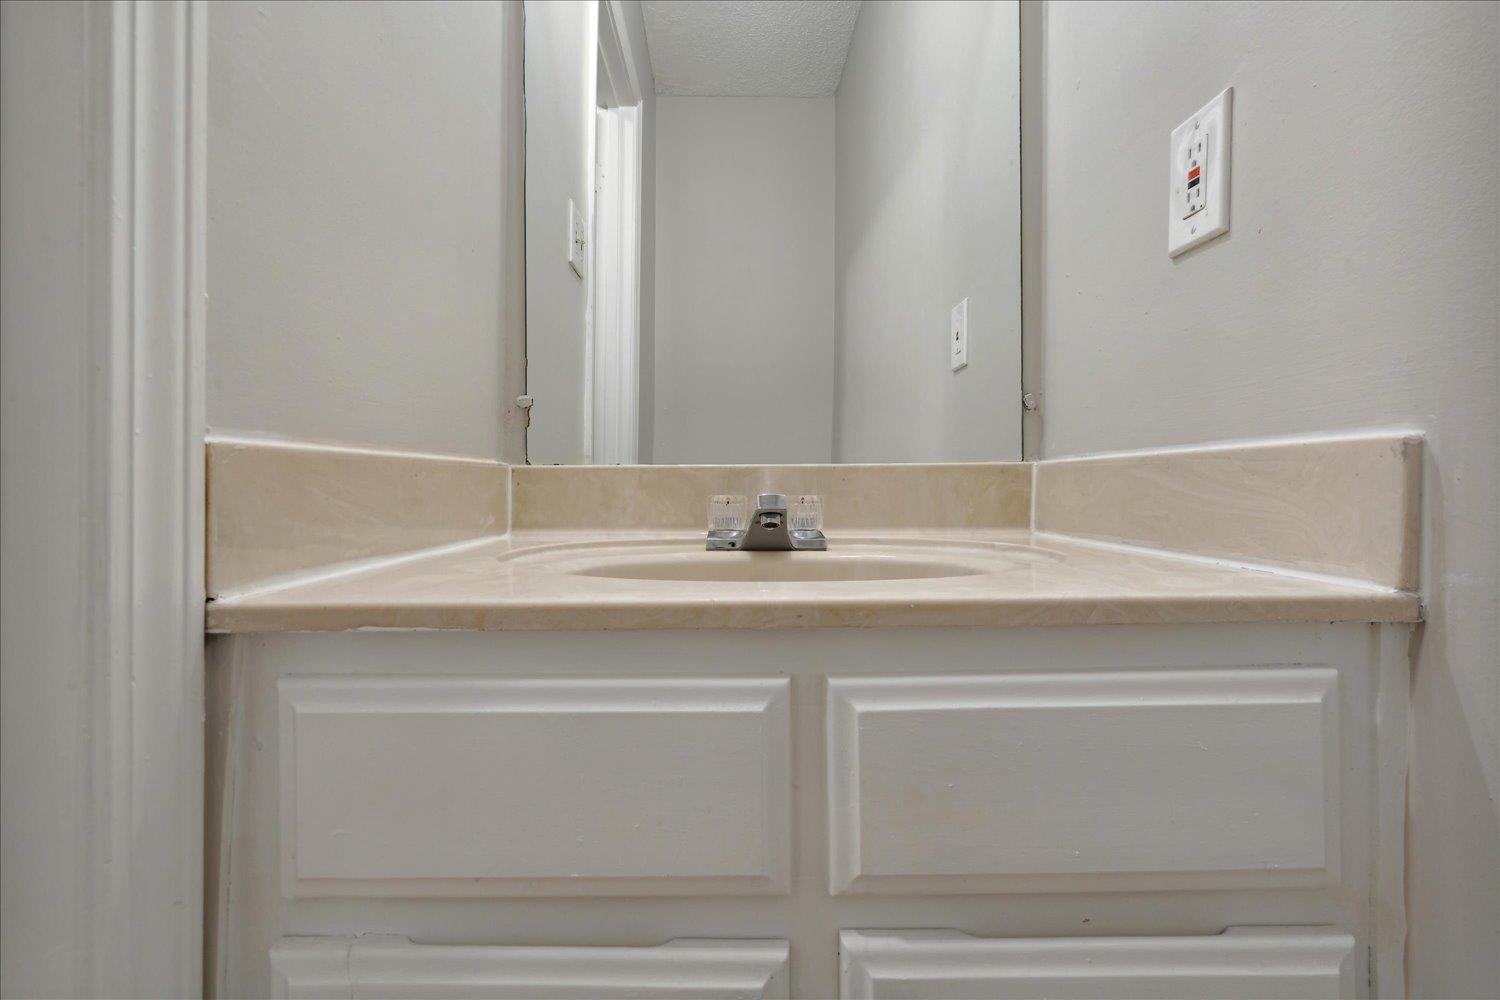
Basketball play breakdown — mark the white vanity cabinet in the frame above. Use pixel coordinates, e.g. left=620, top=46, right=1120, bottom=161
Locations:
left=207, top=623, right=1408, bottom=999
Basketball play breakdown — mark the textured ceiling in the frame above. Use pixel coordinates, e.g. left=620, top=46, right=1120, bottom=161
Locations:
left=641, top=0, right=861, bottom=97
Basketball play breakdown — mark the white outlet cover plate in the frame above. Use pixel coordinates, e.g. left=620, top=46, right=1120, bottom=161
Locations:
left=1168, top=87, right=1232, bottom=257
left=950, top=298, right=969, bottom=371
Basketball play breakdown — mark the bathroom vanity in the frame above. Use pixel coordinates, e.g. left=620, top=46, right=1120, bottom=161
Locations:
left=205, top=435, right=1420, bottom=999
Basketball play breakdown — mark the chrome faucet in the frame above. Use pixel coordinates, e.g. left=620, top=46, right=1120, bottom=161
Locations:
left=706, top=493, right=827, bottom=551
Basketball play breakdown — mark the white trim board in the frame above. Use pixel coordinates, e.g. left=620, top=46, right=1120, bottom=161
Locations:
left=88, top=3, right=207, bottom=991
left=0, top=2, right=206, bottom=994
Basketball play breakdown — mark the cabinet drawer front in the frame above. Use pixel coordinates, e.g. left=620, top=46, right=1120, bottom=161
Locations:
left=828, top=669, right=1339, bottom=894
left=278, top=676, right=791, bottom=897
left=839, top=928, right=1355, bottom=999
left=272, top=936, right=791, bottom=999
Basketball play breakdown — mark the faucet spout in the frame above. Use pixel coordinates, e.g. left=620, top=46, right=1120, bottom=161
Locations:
left=706, top=493, right=827, bottom=551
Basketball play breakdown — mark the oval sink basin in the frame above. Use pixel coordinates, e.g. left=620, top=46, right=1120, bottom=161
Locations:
left=573, top=551, right=985, bottom=583
left=498, top=537, right=1062, bottom=585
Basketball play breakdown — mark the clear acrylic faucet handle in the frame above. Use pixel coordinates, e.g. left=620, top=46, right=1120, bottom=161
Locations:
left=707, top=494, right=748, bottom=532
left=790, top=495, right=823, bottom=532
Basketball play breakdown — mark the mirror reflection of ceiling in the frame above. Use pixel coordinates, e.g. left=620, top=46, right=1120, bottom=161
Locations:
left=640, top=0, right=861, bottom=96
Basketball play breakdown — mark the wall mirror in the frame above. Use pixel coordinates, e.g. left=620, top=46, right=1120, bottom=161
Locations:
left=524, top=0, right=1022, bottom=465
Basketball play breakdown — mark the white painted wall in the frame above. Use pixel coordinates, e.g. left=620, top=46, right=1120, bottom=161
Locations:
left=653, top=97, right=835, bottom=464
left=1039, top=3, right=1499, bottom=996
left=525, top=0, right=596, bottom=464
left=1, top=6, right=95, bottom=990
left=833, top=0, right=1022, bottom=462
left=207, top=0, right=525, bottom=461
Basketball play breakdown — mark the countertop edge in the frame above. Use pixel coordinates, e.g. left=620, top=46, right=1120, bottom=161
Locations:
left=205, top=591, right=1422, bottom=634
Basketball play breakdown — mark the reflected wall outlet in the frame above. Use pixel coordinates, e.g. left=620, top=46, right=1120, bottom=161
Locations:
left=568, top=198, right=587, bottom=278
left=950, top=298, right=968, bottom=372
left=1168, top=87, right=1231, bottom=257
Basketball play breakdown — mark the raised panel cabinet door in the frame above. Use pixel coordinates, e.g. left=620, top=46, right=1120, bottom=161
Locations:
left=827, top=669, right=1340, bottom=894
left=271, top=936, right=791, bottom=999
left=278, top=676, right=792, bottom=896
left=839, top=928, right=1356, bottom=999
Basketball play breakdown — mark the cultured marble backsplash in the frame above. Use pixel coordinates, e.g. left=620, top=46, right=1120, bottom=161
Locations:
left=206, top=437, right=508, bottom=594
left=206, top=432, right=1423, bottom=605
left=1034, top=434, right=1422, bottom=589
left=509, top=463, right=1032, bottom=531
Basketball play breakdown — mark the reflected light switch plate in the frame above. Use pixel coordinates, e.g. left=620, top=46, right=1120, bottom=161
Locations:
left=1168, top=87, right=1231, bottom=257
left=950, top=298, right=969, bottom=372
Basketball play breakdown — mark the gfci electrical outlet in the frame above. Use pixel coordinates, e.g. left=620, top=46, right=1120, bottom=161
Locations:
left=1168, top=87, right=1231, bottom=257
left=950, top=298, right=969, bottom=372
left=568, top=198, right=587, bottom=278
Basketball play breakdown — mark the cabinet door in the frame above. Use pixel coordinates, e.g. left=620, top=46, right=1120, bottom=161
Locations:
left=839, top=928, right=1355, bottom=999
left=272, top=936, right=790, bottom=999
left=827, top=669, right=1340, bottom=894
left=278, top=676, right=791, bottom=897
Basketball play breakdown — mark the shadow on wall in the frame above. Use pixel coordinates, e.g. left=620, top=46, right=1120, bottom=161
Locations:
left=1402, top=457, right=1500, bottom=990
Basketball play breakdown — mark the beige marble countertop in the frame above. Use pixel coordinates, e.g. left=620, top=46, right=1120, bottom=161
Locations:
left=205, top=528, right=1420, bottom=633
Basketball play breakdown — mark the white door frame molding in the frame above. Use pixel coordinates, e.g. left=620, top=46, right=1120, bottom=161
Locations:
left=590, top=104, right=642, bottom=464
left=84, top=2, right=206, bottom=992
left=589, top=0, right=644, bottom=464
left=1, top=1, right=206, bottom=994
